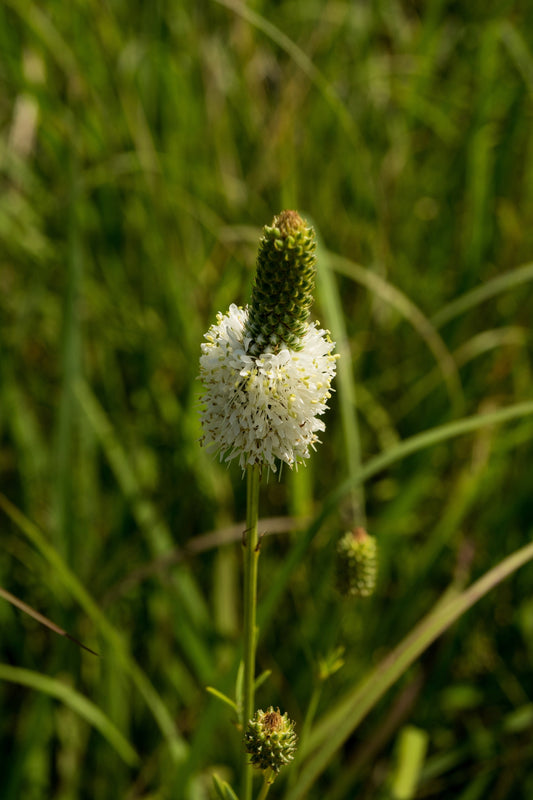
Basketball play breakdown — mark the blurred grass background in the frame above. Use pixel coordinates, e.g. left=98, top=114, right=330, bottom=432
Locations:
left=1, top=0, right=533, bottom=798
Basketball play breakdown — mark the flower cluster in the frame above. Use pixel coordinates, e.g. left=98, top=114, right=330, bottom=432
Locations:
left=244, top=707, right=297, bottom=774
left=199, top=211, right=337, bottom=472
left=199, top=304, right=336, bottom=471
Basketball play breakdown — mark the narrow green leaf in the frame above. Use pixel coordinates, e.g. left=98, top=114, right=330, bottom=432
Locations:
left=0, top=586, right=98, bottom=655
left=254, top=669, right=271, bottom=691
left=213, top=774, right=240, bottom=800
left=431, top=261, right=533, bottom=328
left=0, top=664, right=139, bottom=766
left=327, top=251, right=463, bottom=411
left=206, top=686, right=238, bottom=713
left=213, top=774, right=228, bottom=800
left=500, top=21, right=533, bottom=92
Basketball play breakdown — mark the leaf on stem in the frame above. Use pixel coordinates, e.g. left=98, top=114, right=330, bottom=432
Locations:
left=213, top=773, right=241, bottom=800
left=206, top=686, right=238, bottom=713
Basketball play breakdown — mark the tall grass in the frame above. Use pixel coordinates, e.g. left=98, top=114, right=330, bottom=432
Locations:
left=1, top=1, right=533, bottom=798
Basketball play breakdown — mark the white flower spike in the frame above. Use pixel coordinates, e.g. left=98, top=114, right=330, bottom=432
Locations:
left=199, top=211, right=337, bottom=472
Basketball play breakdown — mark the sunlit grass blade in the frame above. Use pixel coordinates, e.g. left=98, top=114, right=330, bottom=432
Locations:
left=328, top=252, right=464, bottom=412
left=397, top=326, right=527, bottom=420
left=499, top=21, right=533, bottom=94
left=0, top=586, right=98, bottom=655
left=287, top=537, right=533, bottom=799
left=0, top=664, right=139, bottom=767
left=3, top=0, right=83, bottom=86
left=390, top=726, right=429, bottom=800
left=431, top=261, right=533, bottom=327
left=213, top=773, right=240, bottom=800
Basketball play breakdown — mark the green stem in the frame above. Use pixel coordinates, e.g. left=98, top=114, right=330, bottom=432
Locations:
left=242, top=464, right=261, bottom=800
left=256, top=772, right=274, bottom=800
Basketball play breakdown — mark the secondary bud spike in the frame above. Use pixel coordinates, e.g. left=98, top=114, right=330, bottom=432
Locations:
left=336, top=528, right=378, bottom=598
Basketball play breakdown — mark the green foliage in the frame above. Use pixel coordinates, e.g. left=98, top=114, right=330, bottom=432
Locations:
left=1, top=1, right=533, bottom=799
left=213, top=773, right=241, bottom=800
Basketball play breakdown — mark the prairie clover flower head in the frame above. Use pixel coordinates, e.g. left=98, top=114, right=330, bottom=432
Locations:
left=244, top=707, right=297, bottom=775
left=336, top=527, right=378, bottom=598
left=199, top=210, right=337, bottom=472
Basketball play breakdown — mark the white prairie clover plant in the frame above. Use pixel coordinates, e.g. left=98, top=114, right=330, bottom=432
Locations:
left=199, top=211, right=337, bottom=800
left=199, top=211, right=337, bottom=473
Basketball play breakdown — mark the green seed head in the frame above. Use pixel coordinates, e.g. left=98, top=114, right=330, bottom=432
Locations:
left=336, top=528, right=378, bottom=598
left=245, top=210, right=317, bottom=356
left=244, top=706, right=298, bottom=774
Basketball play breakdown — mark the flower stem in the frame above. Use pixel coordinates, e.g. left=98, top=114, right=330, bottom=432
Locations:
left=242, top=464, right=261, bottom=800
left=256, top=772, right=274, bottom=800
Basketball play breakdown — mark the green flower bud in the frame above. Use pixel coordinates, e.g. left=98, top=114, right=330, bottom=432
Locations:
left=336, top=527, right=378, bottom=598
left=245, top=210, right=317, bottom=356
left=244, top=706, right=298, bottom=774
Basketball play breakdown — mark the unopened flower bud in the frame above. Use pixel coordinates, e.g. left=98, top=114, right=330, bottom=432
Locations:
left=244, top=706, right=297, bottom=774
left=336, top=527, right=378, bottom=598
left=245, top=210, right=316, bottom=355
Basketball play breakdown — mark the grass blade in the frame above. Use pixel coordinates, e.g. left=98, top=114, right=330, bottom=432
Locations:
left=431, top=262, right=533, bottom=328
left=259, top=400, right=533, bottom=632
left=328, top=252, right=464, bottom=412
left=0, top=493, right=188, bottom=763
left=288, top=537, right=533, bottom=798
left=0, top=664, right=139, bottom=767
left=0, top=586, right=98, bottom=655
